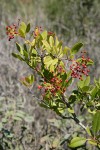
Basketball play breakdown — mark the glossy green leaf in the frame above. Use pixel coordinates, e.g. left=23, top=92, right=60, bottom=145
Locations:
left=69, top=137, right=86, bottom=148
left=92, top=111, right=100, bottom=134
left=26, top=23, right=30, bottom=33
left=71, top=42, right=83, bottom=54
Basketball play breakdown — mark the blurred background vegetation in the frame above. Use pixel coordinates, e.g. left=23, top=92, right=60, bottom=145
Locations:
left=0, top=0, right=100, bottom=149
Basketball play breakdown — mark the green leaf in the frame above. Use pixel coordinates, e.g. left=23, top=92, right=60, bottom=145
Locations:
left=16, top=43, right=28, bottom=60
left=90, top=86, right=98, bottom=99
left=88, top=139, right=99, bottom=146
left=16, top=43, right=24, bottom=55
left=41, top=30, right=47, bottom=40
left=52, top=58, right=58, bottom=66
left=25, top=74, right=34, bottom=85
left=12, top=53, right=24, bottom=61
left=44, top=56, right=53, bottom=65
left=49, top=36, right=54, bottom=47
left=86, top=127, right=92, bottom=136
left=20, top=75, right=34, bottom=87
left=31, top=48, right=37, bottom=56
left=18, top=22, right=27, bottom=38
left=84, top=76, right=90, bottom=86
left=63, top=46, right=70, bottom=56
left=71, top=42, right=83, bottom=54
left=26, top=23, right=30, bottom=33
left=69, top=94, right=77, bottom=104
left=20, top=22, right=27, bottom=31
left=23, top=44, right=27, bottom=52
left=16, top=42, right=21, bottom=51
left=44, top=56, right=58, bottom=68
left=82, top=86, right=89, bottom=92
left=18, top=29, right=26, bottom=38
left=92, top=111, right=100, bottom=134
left=68, top=108, right=74, bottom=114
left=39, top=102, right=50, bottom=109
left=87, top=59, right=94, bottom=65
left=78, top=78, right=85, bottom=88
left=76, top=58, right=82, bottom=63
left=69, top=137, right=86, bottom=148
left=42, top=40, right=51, bottom=52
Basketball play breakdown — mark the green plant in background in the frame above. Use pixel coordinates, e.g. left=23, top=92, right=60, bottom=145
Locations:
left=5, top=21, right=100, bottom=149
left=0, top=95, right=35, bottom=149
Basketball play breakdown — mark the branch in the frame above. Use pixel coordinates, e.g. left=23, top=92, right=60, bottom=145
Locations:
left=61, top=94, right=87, bottom=131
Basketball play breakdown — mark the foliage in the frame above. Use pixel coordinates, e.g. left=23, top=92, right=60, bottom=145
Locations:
left=5, top=21, right=100, bottom=149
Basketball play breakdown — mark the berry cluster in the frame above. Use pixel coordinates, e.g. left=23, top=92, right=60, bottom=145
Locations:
left=70, top=52, right=90, bottom=80
left=38, top=75, right=67, bottom=98
left=57, top=65, right=66, bottom=74
left=6, top=24, right=18, bottom=41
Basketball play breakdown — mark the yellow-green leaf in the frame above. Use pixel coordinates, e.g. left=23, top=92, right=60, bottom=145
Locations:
left=68, top=108, right=74, bottom=114
left=69, top=137, right=86, bottom=148
left=49, top=36, right=54, bottom=47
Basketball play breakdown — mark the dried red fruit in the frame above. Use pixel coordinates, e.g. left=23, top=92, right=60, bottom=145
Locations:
left=6, top=23, right=18, bottom=41
left=38, top=85, right=42, bottom=89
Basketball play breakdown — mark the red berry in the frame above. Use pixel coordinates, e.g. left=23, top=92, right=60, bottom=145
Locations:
left=38, top=85, right=42, bottom=89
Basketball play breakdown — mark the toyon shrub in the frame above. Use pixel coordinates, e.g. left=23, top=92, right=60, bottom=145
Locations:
left=6, top=21, right=100, bottom=149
